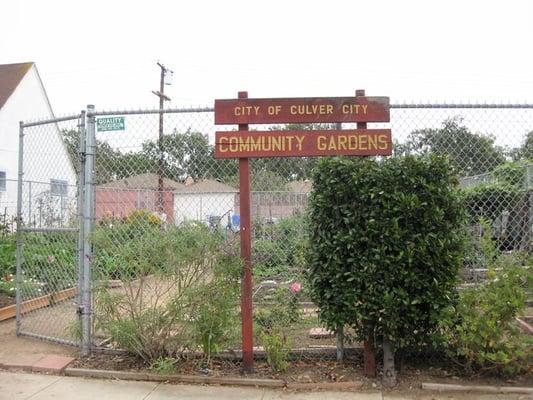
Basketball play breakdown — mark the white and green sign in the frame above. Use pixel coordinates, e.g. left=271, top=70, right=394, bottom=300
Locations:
left=97, top=117, right=125, bottom=132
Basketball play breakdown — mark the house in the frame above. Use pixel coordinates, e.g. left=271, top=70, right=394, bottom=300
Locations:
left=0, top=62, right=76, bottom=227
left=96, top=173, right=182, bottom=221
left=173, top=178, right=237, bottom=227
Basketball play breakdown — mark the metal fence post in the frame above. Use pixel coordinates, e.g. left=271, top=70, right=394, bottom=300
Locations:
left=81, top=105, right=95, bottom=355
left=15, top=121, right=25, bottom=336
left=77, top=111, right=86, bottom=348
left=28, top=181, right=32, bottom=225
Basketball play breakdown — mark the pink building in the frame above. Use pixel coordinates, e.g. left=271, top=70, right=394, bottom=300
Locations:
left=96, top=173, right=183, bottom=222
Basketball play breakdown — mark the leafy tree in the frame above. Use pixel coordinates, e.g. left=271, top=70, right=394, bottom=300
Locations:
left=61, top=130, right=157, bottom=184
left=142, top=129, right=211, bottom=180
left=396, top=117, right=506, bottom=176
left=511, top=130, right=533, bottom=161
left=142, top=129, right=238, bottom=181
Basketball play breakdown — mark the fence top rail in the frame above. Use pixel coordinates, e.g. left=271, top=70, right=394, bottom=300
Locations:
left=89, top=107, right=214, bottom=117
left=21, top=114, right=82, bottom=128
left=390, top=103, right=533, bottom=109
left=21, top=103, right=533, bottom=123
left=90, top=103, right=533, bottom=117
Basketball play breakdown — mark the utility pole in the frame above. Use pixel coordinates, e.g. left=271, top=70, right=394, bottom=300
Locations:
left=152, top=62, right=172, bottom=214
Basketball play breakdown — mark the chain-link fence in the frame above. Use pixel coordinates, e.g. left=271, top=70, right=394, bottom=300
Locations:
left=12, top=102, right=532, bottom=355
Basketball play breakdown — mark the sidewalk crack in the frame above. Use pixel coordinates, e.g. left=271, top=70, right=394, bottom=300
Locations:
left=142, top=381, right=162, bottom=400
left=25, top=375, right=64, bottom=400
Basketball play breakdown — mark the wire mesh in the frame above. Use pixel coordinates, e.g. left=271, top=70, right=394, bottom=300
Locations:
left=17, top=116, right=81, bottom=345
left=12, top=103, right=532, bottom=352
left=88, top=105, right=532, bottom=355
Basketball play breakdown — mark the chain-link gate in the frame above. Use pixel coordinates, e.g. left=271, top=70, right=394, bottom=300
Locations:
left=16, top=114, right=83, bottom=346
left=14, top=102, right=533, bottom=352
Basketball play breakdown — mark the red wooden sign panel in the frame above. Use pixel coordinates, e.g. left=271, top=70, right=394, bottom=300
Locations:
left=214, top=96, right=390, bottom=125
left=214, top=129, right=392, bottom=158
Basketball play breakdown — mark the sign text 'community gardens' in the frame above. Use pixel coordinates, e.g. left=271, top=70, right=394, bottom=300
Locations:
left=215, top=129, right=392, bottom=158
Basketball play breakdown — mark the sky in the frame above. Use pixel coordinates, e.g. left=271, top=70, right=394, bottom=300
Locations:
left=1, top=0, right=533, bottom=116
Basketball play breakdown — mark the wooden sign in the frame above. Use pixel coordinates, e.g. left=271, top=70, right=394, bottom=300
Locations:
left=215, top=96, right=390, bottom=125
left=215, top=129, right=392, bottom=158
left=213, top=90, right=391, bottom=373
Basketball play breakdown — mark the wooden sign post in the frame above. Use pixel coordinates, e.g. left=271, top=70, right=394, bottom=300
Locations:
left=214, top=90, right=391, bottom=373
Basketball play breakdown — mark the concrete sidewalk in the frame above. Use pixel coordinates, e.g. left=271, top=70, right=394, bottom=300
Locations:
left=0, top=371, right=530, bottom=400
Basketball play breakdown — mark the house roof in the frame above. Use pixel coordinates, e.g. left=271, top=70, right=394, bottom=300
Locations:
left=0, top=62, right=34, bottom=110
left=98, top=173, right=184, bottom=190
left=175, top=179, right=238, bottom=194
left=285, top=180, right=312, bottom=193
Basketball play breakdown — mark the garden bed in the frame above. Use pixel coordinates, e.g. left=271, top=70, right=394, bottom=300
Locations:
left=0, top=287, right=77, bottom=322
left=70, top=351, right=533, bottom=391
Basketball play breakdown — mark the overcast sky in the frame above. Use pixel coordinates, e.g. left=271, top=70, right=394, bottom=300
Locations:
left=1, top=0, right=532, bottom=115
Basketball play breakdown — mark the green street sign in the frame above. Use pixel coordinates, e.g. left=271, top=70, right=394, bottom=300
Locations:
left=97, top=117, right=125, bottom=132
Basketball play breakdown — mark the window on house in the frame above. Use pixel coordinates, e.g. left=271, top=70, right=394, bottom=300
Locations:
left=0, top=171, right=6, bottom=192
left=50, top=179, right=68, bottom=196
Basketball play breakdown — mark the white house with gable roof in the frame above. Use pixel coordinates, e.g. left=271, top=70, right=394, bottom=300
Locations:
left=0, top=62, right=76, bottom=228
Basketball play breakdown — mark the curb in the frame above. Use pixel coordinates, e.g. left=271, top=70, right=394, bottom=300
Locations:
left=421, top=382, right=533, bottom=394
left=64, top=368, right=286, bottom=388
left=285, top=381, right=363, bottom=391
left=64, top=368, right=366, bottom=391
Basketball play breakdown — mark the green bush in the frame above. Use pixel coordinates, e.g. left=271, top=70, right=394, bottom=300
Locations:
left=252, top=214, right=308, bottom=279
left=93, top=221, right=241, bottom=362
left=260, top=329, right=290, bottom=372
left=91, top=212, right=168, bottom=280
left=255, top=283, right=302, bottom=372
left=438, top=252, right=532, bottom=376
left=21, top=232, right=77, bottom=295
left=0, top=234, right=16, bottom=278
left=307, top=155, right=466, bottom=350
left=254, top=285, right=302, bottom=331
left=188, top=252, right=241, bottom=363
left=463, top=184, right=519, bottom=224
left=150, top=357, right=177, bottom=374
left=463, top=160, right=529, bottom=251
left=253, top=239, right=287, bottom=278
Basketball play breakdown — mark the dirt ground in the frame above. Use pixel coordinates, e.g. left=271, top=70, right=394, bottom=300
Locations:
left=0, top=318, right=76, bottom=362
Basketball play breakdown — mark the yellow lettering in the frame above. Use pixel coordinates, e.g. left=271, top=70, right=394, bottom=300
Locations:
left=295, top=135, right=305, bottom=150
left=368, top=135, right=378, bottom=150
left=239, top=139, right=249, bottom=152
left=378, top=134, right=389, bottom=150
left=229, top=137, right=239, bottom=152
left=326, top=104, right=333, bottom=114
left=317, top=136, right=326, bottom=151
left=286, top=136, right=295, bottom=151
left=290, top=105, right=297, bottom=115
left=234, top=107, right=241, bottom=116
left=348, top=135, right=358, bottom=150
left=272, top=136, right=283, bottom=152
left=328, top=136, right=337, bottom=151
left=250, top=136, right=261, bottom=152
left=361, top=104, right=368, bottom=114
left=262, top=136, right=271, bottom=151
left=342, top=104, right=349, bottom=114
left=359, top=135, right=368, bottom=150
left=253, top=106, right=260, bottom=115
left=338, top=135, right=347, bottom=150
left=219, top=137, right=229, bottom=152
